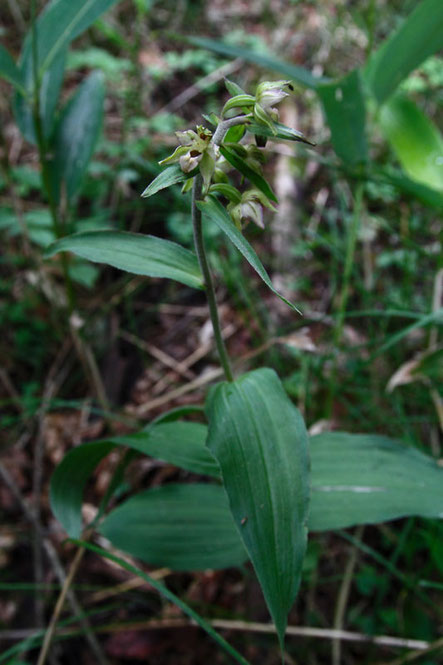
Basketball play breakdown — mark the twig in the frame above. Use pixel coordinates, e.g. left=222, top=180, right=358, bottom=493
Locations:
left=378, top=636, right=443, bottom=665
left=7, top=0, right=26, bottom=32
left=85, top=569, right=170, bottom=605
left=151, top=322, right=236, bottom=395
left=0, top=463, right=109, bottom=665
left=157, top=58, right=243, bottom=114
left=31, top=339, right=72, bottom=627
left=36, top=547, right=85, bottom=665
left=332, top=525, right=364, bottom=665
left=0, top=618, right=432, bottom=654
left=133, top=366, right=224, bottom=416
left=119, top=330, right=196, bottom=380
left=133, top=337, right=275, bottom=416
left=70, top=322, right=110, bottom=414
left=0, top=368, right=22, bottom=412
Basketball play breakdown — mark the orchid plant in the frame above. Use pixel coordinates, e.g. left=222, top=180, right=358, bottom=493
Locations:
left=47, top=76, right=443, bottom=664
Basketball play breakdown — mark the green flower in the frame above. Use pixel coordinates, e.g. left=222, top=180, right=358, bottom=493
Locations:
left=159, top=125, right=216, bottom=191
left=253, top=80, right=295, bottom=134
left=228, top=188, right=277, bottom=230
left=255, top=80, right=294, bottom=109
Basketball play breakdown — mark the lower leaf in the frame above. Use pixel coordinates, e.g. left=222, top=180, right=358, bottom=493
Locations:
left=205, top=368, right=310, bottom=646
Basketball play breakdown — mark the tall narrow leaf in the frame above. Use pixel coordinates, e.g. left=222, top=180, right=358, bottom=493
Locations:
left=27, top=0, right=123, bottom=77
left=205, top=368, right=310, bottom=645
left=0, top=44, right=25, bottom=93
left=197, top=196, right=301, bottom=312
left=186, top=36, right=325, bottom=90
left=374, top=167, right=443, bottom=211
left=378, top=95, right=443, bottom=192
left=75, top=540, right=250, bottom=665
left=246, top=121, right=315, bottom=146
left=317, top=69, right=368, bottom=166
left=53, top=70, right=105, bottom=201
left=14, top=45, right=67, bottom=143
left=364, top=0, right=443, bottom=104
left=45, top=231, right=203, bottom=289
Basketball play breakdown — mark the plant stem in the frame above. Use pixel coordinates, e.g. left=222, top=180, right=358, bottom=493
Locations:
left=326, top=182, right=364, bottom=417
left=212, top=115, right=250, bottom=146
left=30, top=0, right=75, bottom=314
left=192, top=174, right=233, bottom=382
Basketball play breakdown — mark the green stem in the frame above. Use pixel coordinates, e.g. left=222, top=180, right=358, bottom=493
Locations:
left=192, top=174, right=233, bottom=382
left=326, top=183, right=364, bottom=417
left=30, top=0, right=75, bottom=314
left=334, top=183, right=364, bottom=349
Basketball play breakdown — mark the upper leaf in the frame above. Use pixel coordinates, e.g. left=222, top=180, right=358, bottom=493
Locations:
left=141, top=164, right=196, bottom=198
left=197, top=195, right=301, bottom=313
left=364, top=0, right=443, bottom=104
left=45, top=230, right=203, bottom=289
left=205, top=368, right=310, bottom=646
left=246, top=120, right=315, bottom=146
left=53, top=70, right=105, bottom=202
left=219, top=145, right=277, bottom=202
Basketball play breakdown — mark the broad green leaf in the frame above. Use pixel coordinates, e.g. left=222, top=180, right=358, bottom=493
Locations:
left=74, top=540, right=250, bottom=665
left=141, top=164, right=189, bottom=198
left=309, top=432, right=443, bottom=530
left=50, top=440, right=114, bottom=538
left=317, top=69, right=368, bottom=166
left=14, top=45, right=67, bottom=144
left=0, top=44, right=25, bottom=93
left=364, top=0, right=443, bottom=104
left=99, top=483, right=247, bottom=570
left=110, top=422, right=219, bottom=477
left=378, top=95, right=443, bottom=192
left=52, top=421, right=443, bottom=567
left=197, top=196, right=301, bottom=313
left=205, top=368, right=310, bottom=646
left=45, top=231, right=203, bottom=289
left=219, top=145, right=277, bottom=202
left=53, top=71, right=105, bottom=201
left=246, top=120, right=315, bottom=146
left=50, top=420, right=217, bottom=538
left=186, top=36, right=325, bottom=90
left=27, top=0, right=123, bottom=77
